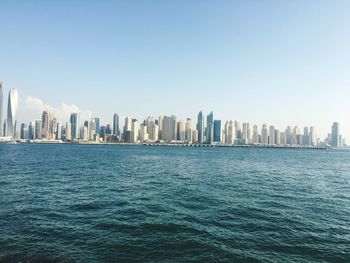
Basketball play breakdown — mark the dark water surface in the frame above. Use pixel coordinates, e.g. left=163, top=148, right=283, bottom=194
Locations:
left=0, top=144, right=349, bottom=262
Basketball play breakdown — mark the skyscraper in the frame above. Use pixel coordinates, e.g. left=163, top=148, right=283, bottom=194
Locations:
left=113, top=113, right=120, bottom=136
left=65, top=122, right=72, bottom=141
left=185, top=118, right=192, bottom=143
left=310, top=126, right=317, bottom=146
left=56, top=122, right=62, bottom=140
left=70, top=113, right=80, bottom=140
left=34, top=120, right=42, bottom=139
left=303, top=127, right=310, bottom=145
left=94, top=117, right=100, bottom=135
left=20, top=123, right=28, bottom=139
left=0, top=82, right=3, bottom=136
left=6, top=89, right=19, bottom=138
left=131, top=119, right=139, bottom=143
left=88, top=119, right=96, bottom=141
left=123, top=117, right=132, bottom=141
left=177, top=120, right=185, bottom=141
left=206, top=111, right=214, bottom=144
left=242, top=123, right=250, bottom=143
left=162, top=115, right=177, bottom=142
left=28, top=122, right=34, bottom=140
left=224, top=120, right=234, bottom=144
left=261, top=124, right=268, bottom=145
left=41, top=111, right=53, bottom=140
left=234, top=121, right=241, bottom=140
left=269, top=125, right=275, bottom=145
left=275, top=129, right=280, bottom=145
left=252, top=125, right=259, bottom=144
left=213, top=120, right=221, bottom=142
left=285, top=126, right=292, bottom=145
left=140, top=123, right=148, bottom=142
left=196, top=111, right=205, bottom=144
left=331, top=122, right=340, bottom=147
left=280, top=132, right=286, bottom=145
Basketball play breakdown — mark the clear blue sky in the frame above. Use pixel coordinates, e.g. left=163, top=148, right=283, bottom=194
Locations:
left=0, top=0, right=349, bottom=139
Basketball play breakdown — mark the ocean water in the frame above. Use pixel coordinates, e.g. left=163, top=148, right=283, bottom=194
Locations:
left=0, top=144, right=349, bottom=262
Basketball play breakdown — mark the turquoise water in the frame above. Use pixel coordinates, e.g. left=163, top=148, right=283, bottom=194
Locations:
left=0, top=144, right=349, bottom=262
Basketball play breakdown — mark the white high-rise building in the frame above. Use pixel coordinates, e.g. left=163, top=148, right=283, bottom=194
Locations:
left=65, top=122, right=72, bottom=141
left=6, top=89, right=19, bottom=138
left=261, top=124, right=268, bottom=145
left=242, top=123, right=250, bottom=143
left=268, top=125, right=275, bottom=145
left=275, top=129, right=280, bottom=145
left=56, top=122, right=62, bottom=140
left=234, top=121, right=240, bottom=140
left=158, top=116, right=164, bottom=140
left=146, top=116, right=156, bottom=135
left=331, top=122, right=340, bottom=147
left=89, top=119, right=96, bottom=141
left=140, top=123, right=148, bottom=142
left=41, top=111, right=53, bottom=140
left=34, top=120, right=42, bottom=140
left=131, top=119, right=139, bottom=143
left=147, top=122, right=158, bottom=141
left=185, top=118, right=192, bottom=143
left=280, top=131, right=286, bottom=145
left=177, top=120, right=185, bottom=142
left=224, top=120, right=234, bottom=144
left=83, top=126, right=89, bottom=141
left=192, top=130, right=198, bottom=143
left=123, top=117, right=132, bottom=141
left=310, top=126, right=317, bottom=146
left=303, top=127, right=310, bottom=146
left=252, top=125, right=259, bottom=144
left=162, top=115, right=177, bottom=142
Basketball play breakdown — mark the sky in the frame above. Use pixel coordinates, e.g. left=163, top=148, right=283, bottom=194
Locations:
left=0, top=0, right=349, bottom=140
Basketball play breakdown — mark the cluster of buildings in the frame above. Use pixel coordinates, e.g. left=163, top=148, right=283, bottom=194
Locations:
left=0, top=84, right=346, bottom=147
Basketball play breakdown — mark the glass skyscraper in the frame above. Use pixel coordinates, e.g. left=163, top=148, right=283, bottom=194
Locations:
left=70, top=113, right=80, bottom=140
left=113, top=113, right=120, bottom=136
left=6, top=89, right=19, bottom=138
left=197, top=111, right=205, bottom=144
left=206, top=111, right=214, bottom=144
left=213, top=120, right=221, bottom=142
left=331, top=122, right=340, bottom=147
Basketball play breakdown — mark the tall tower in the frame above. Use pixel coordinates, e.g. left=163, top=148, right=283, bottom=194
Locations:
left=261, top=124, right=268, bottom=145
left=70, top=113, right=80, bottom=140
left=113, top=113, right=120, bottom=136
left=213, top=120, right=221, bottom=143
left=252, top=125, right=259, bottom=144
left=206, top=111, right=214, bottom=144
left=162, top=115, right=177, bottom=142
left=197, top=110, right=205, bottom=144
left=331, top=122, right=340, bottom=147
left=268, top=125, right=275, bottom=145
left=0, top=82, right=3, bottom=136
left=6, top=89, right=19, bottom=138
left=41, top=111, right=53, bottom=140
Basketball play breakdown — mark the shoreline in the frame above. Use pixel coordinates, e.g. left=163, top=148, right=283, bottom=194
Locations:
left=1, top=140, right=332, bottom=150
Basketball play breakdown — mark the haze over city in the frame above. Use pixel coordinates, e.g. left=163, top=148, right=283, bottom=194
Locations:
left=1, top=1, right=349, bottom=139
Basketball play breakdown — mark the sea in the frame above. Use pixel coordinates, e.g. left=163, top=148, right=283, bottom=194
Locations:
left=0, top=144, right=349, bottom=262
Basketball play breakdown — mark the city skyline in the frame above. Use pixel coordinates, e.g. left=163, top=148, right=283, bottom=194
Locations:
left=0, top=85, right=345, bottom=148
left=0, top=83, right=347, bottom=145
left=1, top=1, right=350, bottom=140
